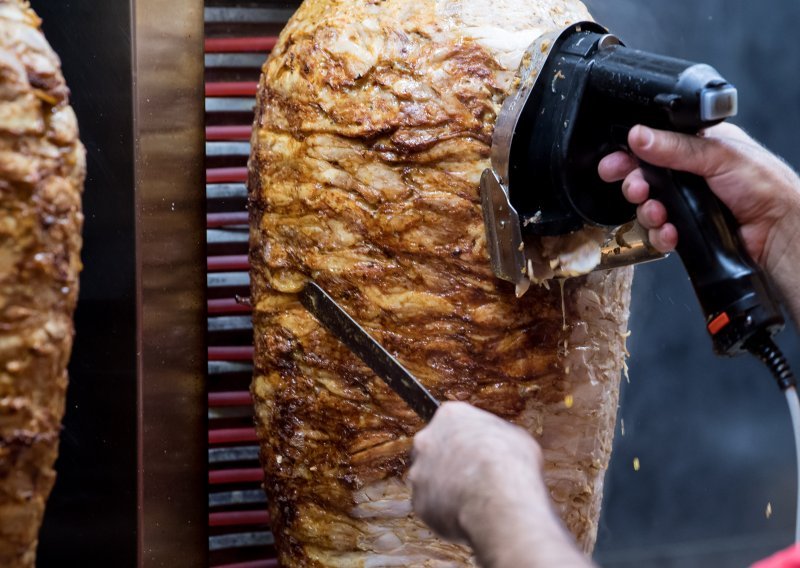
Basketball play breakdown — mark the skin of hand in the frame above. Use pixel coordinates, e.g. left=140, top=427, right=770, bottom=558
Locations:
left=409, top=402, right=593, bottom=568
left=598, top=124, right=800, bottom=323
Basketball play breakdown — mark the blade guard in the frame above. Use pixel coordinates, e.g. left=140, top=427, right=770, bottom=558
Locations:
left=480, top=25, right=566, bottom=294
left=481, top=22, right=664, bottom=292
left=480, top=169, right=530, bottom=296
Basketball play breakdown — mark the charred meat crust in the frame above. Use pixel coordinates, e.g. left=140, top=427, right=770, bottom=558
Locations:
left=249, top=1, right=631, bottom=565
left=0, top=2, right=84, bottom=566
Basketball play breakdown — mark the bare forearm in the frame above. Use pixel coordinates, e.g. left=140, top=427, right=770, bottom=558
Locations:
left=472, top=519, right=592, bottom=568
left=773, top=264, right=800, bottom=329
left=765, top=200, right=800, bottom=327
left=460, top=483, right=593, bottom=568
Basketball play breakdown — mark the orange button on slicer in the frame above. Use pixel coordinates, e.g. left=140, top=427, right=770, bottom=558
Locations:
left=708, top=312, right=731, bottom=335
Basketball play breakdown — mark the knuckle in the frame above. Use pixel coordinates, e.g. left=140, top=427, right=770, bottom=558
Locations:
left=661, top=130, right=683, bottom=154
left=651, top=201, right=666, bottom=223
left=407, top=463, right=419, bottom=483
left=719, top=138, right=743, bottom=162
left=649, top=226, right=677, bottom=253
left=532, top=438, right=544, bottom=460
left=649, top=228, right=663, bottom=250
left=710, top=122, right=739, bottom=139
left=443, top=401, right=473, bottom=422
left=525, top=437, right=544, bottom=467
left=438, top=401, right=457, bottom=418
left=645, top=199, right=662, bottom=217
left=637, top=203, right=651, bottom=226
left=662, top=223, right=679, bottom=248
left=672, top=132, right=697, bottom=160
left=705, top=139, right=737, bottom=173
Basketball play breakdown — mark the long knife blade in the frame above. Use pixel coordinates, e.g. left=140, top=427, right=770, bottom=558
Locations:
left=299, top=281, right=440, bottom=422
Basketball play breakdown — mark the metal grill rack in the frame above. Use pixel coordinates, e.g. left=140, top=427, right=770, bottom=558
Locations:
left=205, top=3, right=298, bottom=566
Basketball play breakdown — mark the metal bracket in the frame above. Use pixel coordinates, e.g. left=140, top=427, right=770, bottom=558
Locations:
left=480, top=169, right=530, bottom=296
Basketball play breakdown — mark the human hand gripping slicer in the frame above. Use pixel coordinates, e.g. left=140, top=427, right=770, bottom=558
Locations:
left=481, top=22, right=795, bottom=388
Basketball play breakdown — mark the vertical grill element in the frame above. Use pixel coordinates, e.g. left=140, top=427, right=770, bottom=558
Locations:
left=205, top=2, right=299, bottom=566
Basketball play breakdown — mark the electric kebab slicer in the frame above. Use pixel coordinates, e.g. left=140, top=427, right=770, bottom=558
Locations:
left=481, top=22, right=795, bottom=388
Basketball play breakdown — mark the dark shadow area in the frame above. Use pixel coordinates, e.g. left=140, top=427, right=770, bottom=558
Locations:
left=34, top=1, right=138, bottom=566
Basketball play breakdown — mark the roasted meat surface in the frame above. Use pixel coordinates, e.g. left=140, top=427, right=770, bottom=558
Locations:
left=249, top=0, right=633, bottom=565
left=0, top=2, right=84, bottom=566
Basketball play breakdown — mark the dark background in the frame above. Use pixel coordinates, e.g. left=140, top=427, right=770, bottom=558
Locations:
left=583, top=1, right=800, bottom=566
left=26, top=0, right=800, bottom=566
left=33, top=1, right=139, bottom=565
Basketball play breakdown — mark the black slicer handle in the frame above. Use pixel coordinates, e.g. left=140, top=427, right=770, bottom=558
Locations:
left=639, top=163, right=784, bottom=355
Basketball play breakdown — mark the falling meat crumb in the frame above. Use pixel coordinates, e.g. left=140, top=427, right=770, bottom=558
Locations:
left=621, top=419, right=625, bottom=436
left=633, top=457, right=640, bottom=471
left=766, top=502, right=772, bottom=519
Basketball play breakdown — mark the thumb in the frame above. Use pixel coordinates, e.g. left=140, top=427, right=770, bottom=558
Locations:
left=628, top=125, right=734, bottom=178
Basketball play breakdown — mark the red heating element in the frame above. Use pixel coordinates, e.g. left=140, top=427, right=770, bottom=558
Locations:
left=205, top=3, right=294, bottom=566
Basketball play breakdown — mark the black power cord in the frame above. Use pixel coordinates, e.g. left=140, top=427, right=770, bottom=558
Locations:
left=746, top=332, right=797, bottom=391
left=746, top=331, right=800, bottom=544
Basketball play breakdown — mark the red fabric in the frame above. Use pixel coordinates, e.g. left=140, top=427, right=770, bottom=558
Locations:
left=753, top=546, right=800, bottom=568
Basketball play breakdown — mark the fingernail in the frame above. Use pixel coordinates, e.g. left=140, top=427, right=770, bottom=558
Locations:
left=637, top=126, right=655, bottom=148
